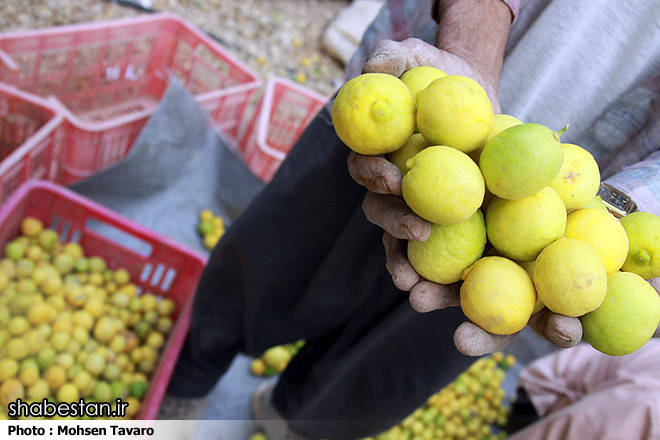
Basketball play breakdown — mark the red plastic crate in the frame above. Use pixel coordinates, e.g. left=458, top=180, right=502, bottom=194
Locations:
left=238, top=77, right=327, bottom=182
left=0, top=180, right=207, bottom=420
left=0, top=83, right=64, bottom=205
left=0, top=13, right=261, bottom=184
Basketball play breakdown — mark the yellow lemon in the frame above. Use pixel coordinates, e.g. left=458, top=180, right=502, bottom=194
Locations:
left=18, top=366, right=39, bottom=387
left=61, top=242, right=84, bottom=260
left=250, top=358, right=266, bottom=376
left=0, top=359, right=19, bottom=381
left=262, top=346, right=292, bottom=370
left=57, top=383, right=79, bottom=403
left=8, top=316, right=30, bottom=336
left=564, top=208, right=629, bottom=274
left=400, top=66, right=447, bottom=100
left=416, top=75, right=493, bottom=153
left=203, top=234, right=219, bottom=250
left=93, top=317, right=116, bottom=343
left=386, top=133, right=429, bottom=175
left=199, top=210, right=214, bottom=222
left=534, top=238, right=607, bottom=317
left=20, top=217, right=43, bottom=238
left=26, top=379, right=49, bottom=401
left=402, top=146, right=484, bottom=225
left=332, top=73, right=416, bottom=155
left=27, top=302, right=57, bottom=326
left=620, top=211, right=660, bottom=279
left=0, top=273, right=7, bottom=292
left=549, top=143, right=600, bottom=211
left=581, top=272, right=660, bottom=356
left=113, top=268, right=131, bottom=286
left=408, top=210, right=486, bottom=284
left=469, top=114, right=523, bottom=163
left=6, top=337, right=29, bottom=360
left=0, top=379, right=24, bottom=407
left=486, top=187, right=567, bottom=262
left=480, top=123, right=565, bottom=200
left=460, top=257, right=536, bottom=335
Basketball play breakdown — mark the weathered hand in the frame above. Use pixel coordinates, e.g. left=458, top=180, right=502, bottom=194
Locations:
left=349, top=151, right=584, bottom=355
left=363, top=38, right=501, bottom=113
left=349, top=38, right=584, bottom=356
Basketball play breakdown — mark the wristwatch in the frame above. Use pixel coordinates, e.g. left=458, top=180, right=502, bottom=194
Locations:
left=597, top=183, right=638, bottom=218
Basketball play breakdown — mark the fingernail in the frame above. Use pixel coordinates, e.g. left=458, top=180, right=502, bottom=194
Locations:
left=553, top=330, right=571, bottom=343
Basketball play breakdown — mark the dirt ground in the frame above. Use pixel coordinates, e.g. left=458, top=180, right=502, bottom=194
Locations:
left=1, top=0, right=350, bottom=96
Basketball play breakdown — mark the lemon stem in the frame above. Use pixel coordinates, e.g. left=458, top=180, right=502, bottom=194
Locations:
left=635, top=249, right=651, bottom=265
left=553, top=125, right=569, bottom=141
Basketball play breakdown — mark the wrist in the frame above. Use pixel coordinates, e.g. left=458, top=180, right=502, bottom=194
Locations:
left=434, top=0, right=511, bottom=93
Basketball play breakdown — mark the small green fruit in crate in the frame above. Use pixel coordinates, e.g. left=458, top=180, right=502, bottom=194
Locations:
left=0, top=217, right=179, bottom=419
left=367, top=353, right=515, bottom=440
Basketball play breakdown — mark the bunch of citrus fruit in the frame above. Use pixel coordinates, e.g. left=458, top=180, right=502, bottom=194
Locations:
left=0, top=217, right=176, bottom=419
left=365, top=353, right=515, bottom=440
left=249, top=340, right=305, bottom=377
left=197, top=210, right=225, bottom=250
left=248, top=353, right=515, bottom=440
left=332, top=69, right=660, bottom=356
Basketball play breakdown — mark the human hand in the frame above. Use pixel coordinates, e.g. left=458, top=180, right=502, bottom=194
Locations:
left=363, top=38, right=501, bottom=113
left=350, top=150, right=584, bottom=355
left=349, top=38, right=584, bottom=356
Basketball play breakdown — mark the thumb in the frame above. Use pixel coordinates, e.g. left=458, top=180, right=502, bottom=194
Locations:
left=454, top=321, right=518, bottom=356
left=362, top=40, right=412, bottom=77
left=527, top=309, right=583, bottom=348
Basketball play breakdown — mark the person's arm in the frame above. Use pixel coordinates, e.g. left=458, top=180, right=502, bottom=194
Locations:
left=363, top=0, right=512, bottom=113
left=350, top=0, right=584, bottom=356
left=433, top=0, right=512, bottom=103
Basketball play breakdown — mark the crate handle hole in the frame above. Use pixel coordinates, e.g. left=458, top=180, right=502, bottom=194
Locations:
left=69, top=230, right=81, bottom=244
left=84, top=218, right=153, bottom=258
left=140, top=264, right=153, bottom=283
left=150, top=264, right=165, bottom=287
left=59, top=221, right=70, bottom=243
left=160, top=268, right=177, bottom=292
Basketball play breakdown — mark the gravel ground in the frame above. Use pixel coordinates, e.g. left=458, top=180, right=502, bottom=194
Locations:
left=1, top=0, right=349, bottom=96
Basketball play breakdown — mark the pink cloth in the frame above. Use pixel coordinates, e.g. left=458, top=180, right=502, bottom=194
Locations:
left=509, top=341, right=660, bottom=440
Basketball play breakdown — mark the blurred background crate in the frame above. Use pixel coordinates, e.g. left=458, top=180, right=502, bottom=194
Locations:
left=238, top=77, right=327, bottom=182
left=0, top=180, right=207, bottom=419
left=0, top=14, right=261, bottom=184
left=0, top=83, right=65, bottom=205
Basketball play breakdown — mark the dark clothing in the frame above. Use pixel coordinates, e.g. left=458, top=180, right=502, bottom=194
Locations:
left=168, top=105, right=473, bottom=439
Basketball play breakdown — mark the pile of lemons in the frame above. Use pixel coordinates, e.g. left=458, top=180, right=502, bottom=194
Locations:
left=367, top=353, right=515, bottom=440
left=197, top=210, right=225, bottom=250
left=249, top=340, right=305, bottom=377
left=248, top=353, right=515, bottom=440
left=0, top=217, right=176, bottom=419
left=332, top=69, right=660, bottom=356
